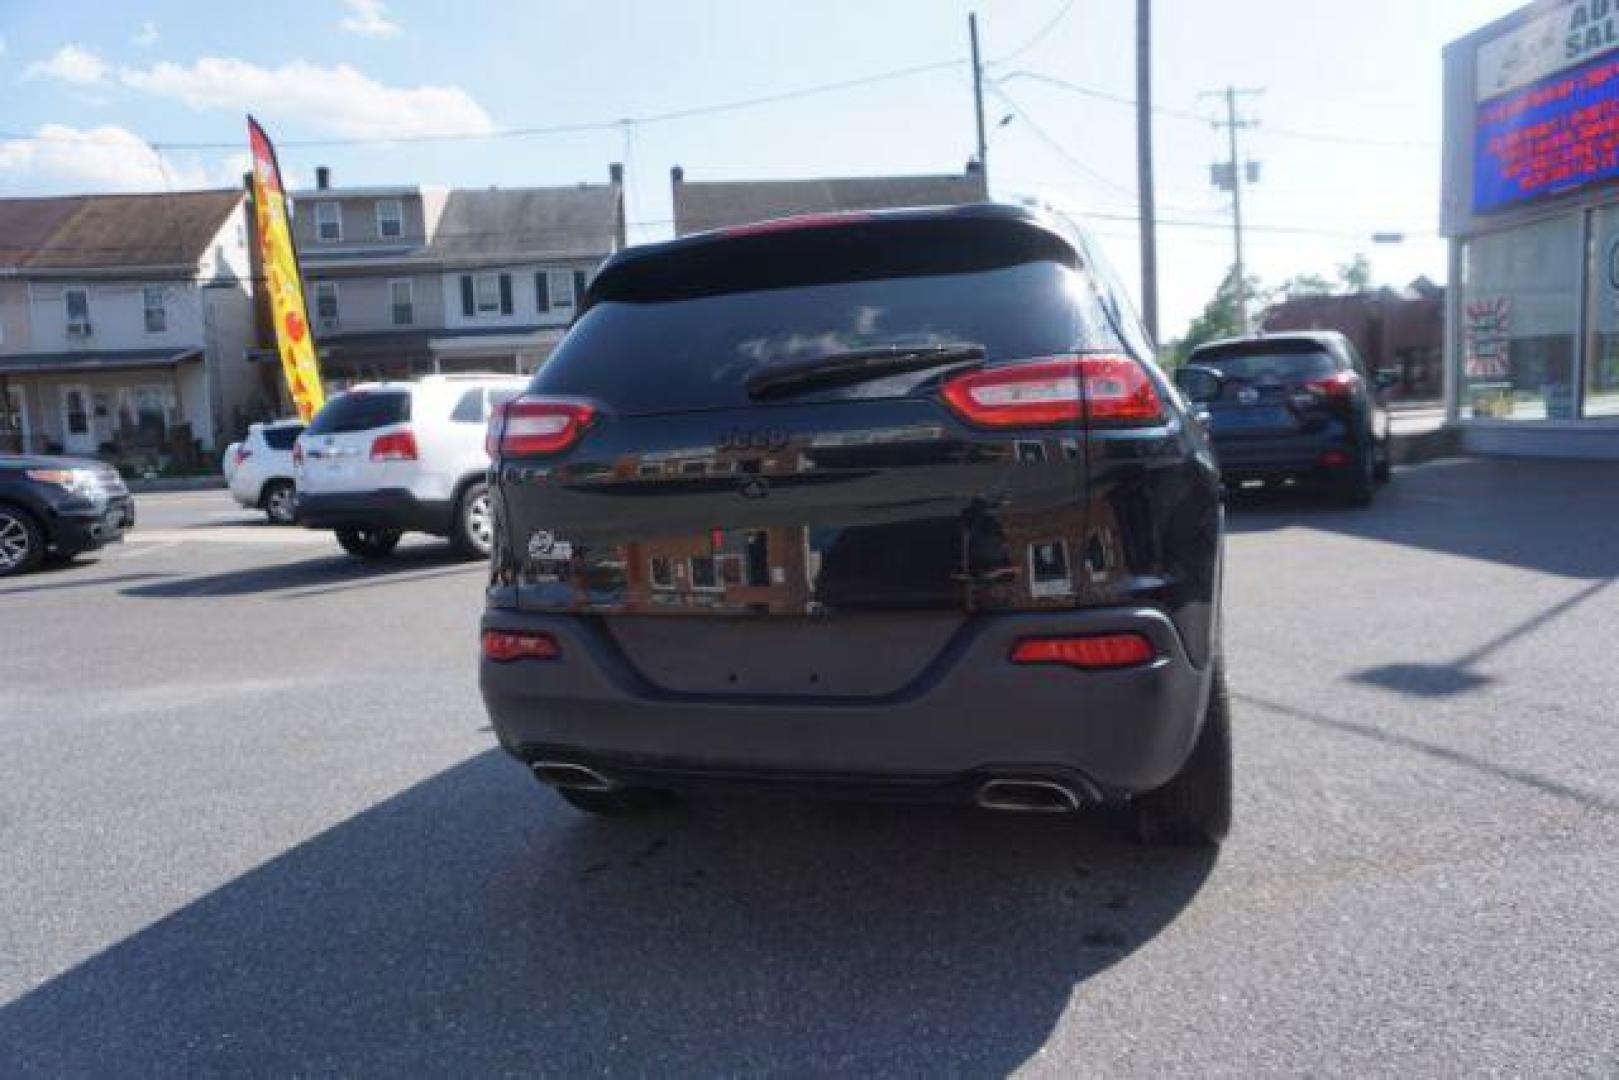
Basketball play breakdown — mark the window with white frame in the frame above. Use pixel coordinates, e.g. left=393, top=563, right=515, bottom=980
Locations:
left=314, top=281, right=339, bottom=327
left=376, top=199, right=403, bottom=239
left=390, top=279, right=413, bottom=325
left=143, top=286, right=167, bottom=333
left=547, top=269, right=576, bottom=311
left=475, top=273, right=501, bottom=314
left=315, top=201, right=341, bottom=242
left=65, top=288, right=90, bottom=333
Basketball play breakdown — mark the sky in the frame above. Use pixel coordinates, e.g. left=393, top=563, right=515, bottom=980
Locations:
left=0, top=0, right=1526, bottom=339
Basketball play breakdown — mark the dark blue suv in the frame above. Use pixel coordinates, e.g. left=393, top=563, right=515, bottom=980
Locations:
left=1178, top=331, right=1395, bottom=505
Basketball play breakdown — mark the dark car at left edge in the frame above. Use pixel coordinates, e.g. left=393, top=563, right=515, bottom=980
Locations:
left=0, top=456, right=135, bottom=578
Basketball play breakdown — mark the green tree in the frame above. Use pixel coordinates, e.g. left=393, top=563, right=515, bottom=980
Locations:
left=1274, top=272, right=1334, bottom=301
left=1337, top=253, right=1372, bottom=293
left=1168, top=266, right=1258, bottom=367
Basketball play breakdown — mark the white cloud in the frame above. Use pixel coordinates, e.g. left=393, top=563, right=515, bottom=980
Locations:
left=133, top=21, right=160, bottom=48
left=120, top=57, right=494, bottom=140
left=339, top=0, right=401, bottom=38
left=0, top=124, right=218, bottom=192
left=23, top=44, right=109, bottom=86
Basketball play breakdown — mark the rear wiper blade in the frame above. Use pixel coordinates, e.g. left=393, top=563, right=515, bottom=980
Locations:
left=745, top=343, right=986, bottom=399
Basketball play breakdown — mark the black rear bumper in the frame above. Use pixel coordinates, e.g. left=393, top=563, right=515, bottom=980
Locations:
left=297, top=489, right=451, bottom=535
left=480, top=607, right=1213, bottom=802
left=1212, top=431, right=1366, bottom=482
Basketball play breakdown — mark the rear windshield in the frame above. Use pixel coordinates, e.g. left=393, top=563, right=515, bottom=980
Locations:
left=534, top=260, right=1117, bottom=413
left=306, top=391, right=411, bottom=435
left=263, top=425, right=303, bottom=450
left=1191, top=348, right=1339, bottom=382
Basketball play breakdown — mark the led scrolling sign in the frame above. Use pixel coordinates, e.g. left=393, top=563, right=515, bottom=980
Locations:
left=1472, top=1, right=1619, bottom=212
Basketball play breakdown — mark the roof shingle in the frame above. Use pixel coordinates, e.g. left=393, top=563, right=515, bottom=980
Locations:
left=0, top=190, right=242, bottom=271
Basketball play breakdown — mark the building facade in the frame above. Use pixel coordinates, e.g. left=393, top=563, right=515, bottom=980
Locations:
left=0, top=190, right=256, bottom=464
left=1442, top=0, right=1619, bottom=457
left=1262, top=280, right=1445, bottom=402
left=286, top=166, right=625, bottom=384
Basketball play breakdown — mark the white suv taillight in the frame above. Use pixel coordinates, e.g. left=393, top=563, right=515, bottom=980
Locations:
left=940, top=354, right=1164, bottom=428
left=489, top=397, right=597, bottom=458
left=370, top=429, right=419, bottom=462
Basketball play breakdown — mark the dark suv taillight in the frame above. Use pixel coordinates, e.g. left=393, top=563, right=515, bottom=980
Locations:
left=940, top=355, right=1164, bottom=428
left=1302, top=370, right=1359, bottom=400
left=490, top=396, right=597, bottom=457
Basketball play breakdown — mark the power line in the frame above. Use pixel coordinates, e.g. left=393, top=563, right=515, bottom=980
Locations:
left=987, top=82, right=1136, bottom=200
left=992, top=0, right=1077, bottom=65
left=0, top=59, right=967, bottom=151
left=999, top=70, right=1436, bottom=149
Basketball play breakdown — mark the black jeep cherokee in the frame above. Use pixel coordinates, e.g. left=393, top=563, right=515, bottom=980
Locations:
left=0, top=455, right=135, bottom=577
left=479, top=204, right=1230, bottom=845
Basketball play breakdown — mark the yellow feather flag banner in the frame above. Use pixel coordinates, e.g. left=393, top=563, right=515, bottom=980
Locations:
left=248, top=116, right=326, bottom=423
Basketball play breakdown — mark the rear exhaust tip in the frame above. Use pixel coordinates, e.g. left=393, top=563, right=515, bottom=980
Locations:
left=975, top=778, right=1083, bottom=814
left=531, top=761, right=616, bottom=793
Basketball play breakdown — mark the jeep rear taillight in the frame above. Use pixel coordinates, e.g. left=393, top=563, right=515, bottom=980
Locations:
left=370, top=429, right=418, bottom=462
left=494, top=397, right=597, bottom=457
left=940, top=355, right=1164, bottom=429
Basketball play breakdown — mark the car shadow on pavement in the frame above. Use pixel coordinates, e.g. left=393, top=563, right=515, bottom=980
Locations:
left=0, top=751, right=1215, bottom=1074
left=0, top=570, right=175, bottom=596
left=1222, top=458, right=1619, bottom=580
left=119, top=545, right=484, bottom=600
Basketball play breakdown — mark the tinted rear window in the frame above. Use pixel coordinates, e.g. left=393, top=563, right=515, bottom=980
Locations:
left=306, top=391, right=411, bottom=435
left=535, top=260, right=1117, bottom=413
left=262, top=425, right=303, bottom=450
left=1191, top=348, right=1338, bottom=382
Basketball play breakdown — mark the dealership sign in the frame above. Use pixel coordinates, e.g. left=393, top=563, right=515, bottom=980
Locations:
left=1474, top=3, right=1619, bottom=212
left=1477, top=0, right=1619, bottom=100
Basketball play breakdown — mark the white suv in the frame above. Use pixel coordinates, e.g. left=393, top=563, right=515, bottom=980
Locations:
left=294, top=375, right=526, bottom=559
left=223, top=419, right=304, bottom=525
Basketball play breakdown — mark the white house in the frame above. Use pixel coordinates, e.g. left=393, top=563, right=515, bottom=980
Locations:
left=0, top=190, right=257, bottom=462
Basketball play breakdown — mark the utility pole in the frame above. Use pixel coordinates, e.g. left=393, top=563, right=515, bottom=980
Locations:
left=1135, top=0, right=1159, bottom=344
left=969, top=12, right=988, bottom=185
left=1202, top=86, right=1263, bottom=333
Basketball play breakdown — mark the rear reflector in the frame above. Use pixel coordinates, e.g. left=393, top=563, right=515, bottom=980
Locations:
left=492, top=397, right=597, bottom=457
left=482, top=629, right=561, bottom=662
left=1010, top=633, right=1157, bottom=670
left=1319, top=449, right=1352, bottom=468
left=940, top=355, right=1164, bottom=429
left=370, top=429, right=418, bottom=462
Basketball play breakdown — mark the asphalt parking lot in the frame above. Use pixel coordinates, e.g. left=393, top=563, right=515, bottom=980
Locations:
left=2, top=458, right=1616, bottom=1075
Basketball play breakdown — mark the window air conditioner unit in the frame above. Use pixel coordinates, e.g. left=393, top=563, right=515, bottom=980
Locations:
left=67, top=320, right=92, bottom=337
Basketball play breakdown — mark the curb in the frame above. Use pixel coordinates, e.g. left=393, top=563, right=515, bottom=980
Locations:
left=1390, top=426, right=1462, bottom=466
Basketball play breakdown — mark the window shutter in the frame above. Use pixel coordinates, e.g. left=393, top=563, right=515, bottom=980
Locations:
left=499, top=274, right=513, bottom=315
left=572, top=270, right=587, bottom=305
left=535, top=272, right=550, bottom=313
left=460, top=275, right=475, bottom=316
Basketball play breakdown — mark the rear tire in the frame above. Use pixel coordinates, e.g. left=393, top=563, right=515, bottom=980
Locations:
left=556, top=786, right=676, bottom=817
left=1373, top=441, right=1393, bottom=485
left=0, top=504, right=45, bottom=578
left=335, top=526, right=402, bottom=559
left=262, top=480, right=297, bottom=526
left=1133, top=664, right=1232, bottom=847
left=1338, top=447, right=1376, bottom=507
left=449, top=480, right=493, bottom=559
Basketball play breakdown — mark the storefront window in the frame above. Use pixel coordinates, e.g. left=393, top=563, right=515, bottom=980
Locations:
left=1460, top=215, right=1580, bottom=421
left=1584, top=204, right=1619, bottom=419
